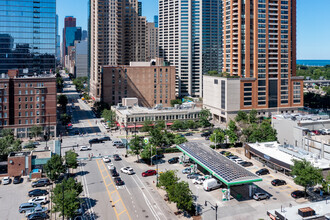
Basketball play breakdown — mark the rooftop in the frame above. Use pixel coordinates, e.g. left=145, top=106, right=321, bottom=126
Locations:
left=273, top=113, right=329, bottom=122
left=8, top=152, right=31, bottom=157
left=248, top=142, right=330, bottom=170
left=32, top=150, right=52, bottom=159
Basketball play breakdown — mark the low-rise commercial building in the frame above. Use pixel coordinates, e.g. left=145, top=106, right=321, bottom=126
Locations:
left=102, top=59, right=176, bottom=107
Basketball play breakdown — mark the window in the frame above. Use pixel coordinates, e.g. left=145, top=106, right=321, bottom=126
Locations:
left=19, top=120, right=21, bottom=124
left=30, top=119, right=33, bottom=124
left=37, top=119, right=39, bottom=124
left=25, top=119, right=28, bottom=124
left=19, top=90, right=21, bottom=95
left=25, top=90, right=28, bottom=95
left=30, top=97, right=33, bottom=102
left=25, top=97, right=28, bottom=102
left=30, top=104, right=33, bottom=109
left=36, top=90, right=39, bottom=94
left=30, top=90, right=33, bottom=94
left=36, top=97, right=40, bottom=102
left=18, top=97, right=21, bottom=102
left=41, top=96, right=44, bottom=101
left=36, top=111, right=39, bottom=116
left=31, top=112, right=33, bottom=116
left=25, top=112, right=28, bottom=117
left=4, top=113, right=7, bottom=118
left=214, top=79, right=218, bottom=84
left=19, top=112, right=21, bottom=117
left=19, top=104, right=21, bottom=109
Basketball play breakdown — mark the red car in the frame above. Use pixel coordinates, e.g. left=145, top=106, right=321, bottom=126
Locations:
left=312, top=130, right=320, bottom=135
left=142, top=170, right=157, bottom=177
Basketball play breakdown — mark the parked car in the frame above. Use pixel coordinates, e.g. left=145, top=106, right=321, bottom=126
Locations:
left=320, top=129, right=330, bottom=135
left=168, top=157, right=179, bottom=164
left=113, top=154, right=121, bottom=161
left=13, top=176, right=21, bottom=184
left=114, top=177, right=125, bottom=186
left=33, top=142, right=40, bottom=145
left=89, top=138, right=102, bottom=144
left=102, top=156, right=111, bottom=163
left=152, top=154, right=165, bottom=161
left=205, top=136, right=210, bottom=140
left=23, top=143, right=36, bottom=149
left=291, top=190, right=305, bottom=199
left=238, top=161, right=253, bottom=167
left=184, top=132, right=193, bottom=136
left=311, top=130, right=321, bottom=135
left=110, top=169, right=119, bottom=177
left=203, top=178, right=222, bottom=191
left=18, top=202, right=39, bottom=213
left=107, top=163, right=115, bottom=170
left=182, top=168, right=192, bottom=174
left=233, top=158, right=244, bottom=164
left=255, top=168, right=270, bottom=176
left=219, top=151, right=229, bottom=155
left=192, top=176, right=205, bottom=184
left=2, top=176, right=11, bottom=185
left=98, top=136, right=111, bottom=142
left=142, top=170, right=157, bottom=177
left=201, top=131, right=211, bottom=137
left=121, top=167, right=134, bottom=175
left=74, top=130, right=80, bottom=135
left=31, top=178, right=50, bottom=188
left=80, top=146, right=91, bottom=151
left=113, top=141, right=124, bottom=148
left=187, top=173, right=202, bottom=179
left=27, top=212, right=48, bottom=220
left=28, top=189, right=48, bottom=197
left=25, top=206, right=48, bottom=217
left=227, top=155, right=239, bottom=160
left=253, top=192, right=270, bottom=201
left=271, top=179, right=287, bottom=186
left=28, top=196, right=48, bottom=205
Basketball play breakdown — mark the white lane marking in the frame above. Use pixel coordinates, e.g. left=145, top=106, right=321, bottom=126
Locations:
left=124, top=185, right=132, bottom=195
left=79, top=161, right=95, bottom=219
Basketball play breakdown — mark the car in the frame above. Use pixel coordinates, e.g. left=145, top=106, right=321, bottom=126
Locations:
left=28, top=189, right=48, bottom=197
left=80, top=146, right=91, bottom=151
left=320, top=128, right=330, bottom=135
left=18, top=202, right=39, bottom=213
left=184, top=132, right=193, bottom=136
left=205, top=136, right=210, bottom=140
left=253, top=192, right=270, bottom=201
left=98, top=136, right=111, bottom=141
left=31, top=178, right=50, bottom=188
left=25, top=206, right=48, bottom=217
left=121, top=167, right=134, bottom=175
left=89, top=138, right=102, bottom=144
left=23, top=143, right=36, bottom=149
left=113, top=154, right=121, bottom=161
left=219, top=151, right=229, bottom=155
left=114, top=177, right=125, bottom=186
left=233, top=158, right=244, bottom=164
left=142, top=170, right=157, bottom=177
left=2, top=176, right=11, bottom=185
left=311, top=130, right=321, bottom=135
left=152, top=154, right=165, bottom=161
left=187, top=173, right=202, bottom=179
left=74, top=130, right=80, bottom=135
left=33, top=142, right=40, bottom=145
left=238, top=161, right=253, bottom=167
left=168, top=157, right=180, bottom=164
left=28, top=196, right=48, bottom=205
left=27, top=212, right=48, bottom=220
left=255, top=168, right=270, bottom=175
left=201, top=131, right=211, bottom=137
left=227, top=155, right=239, bottom=160
left=291, top=190, right=305, bottom=199
left=13, top=176, right=22, bottom=184
left=110, top=169, right=119, bottom=177
left=192, top=176, right=205, bottom=184
left=182, top=168, right=192, bottom=174
left=113, top=141, right=125, bottom=148
left=102, top=156, right=111, bottom=163
left=271, top=179, right=287, bottom=186
left=107, top=162, right=115, bottom=170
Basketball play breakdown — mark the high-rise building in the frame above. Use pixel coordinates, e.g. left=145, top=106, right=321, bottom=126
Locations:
left=138, top=1, right=142, bottom=16
left=159, top=0, right=223, bottom=97
left=0, top=0, right=56, bottom=75
left=82, top=30, right=88, bottom=41
left=146, top=22, right=159, bottom=61
left=154, top=15, right=159, bottom=28
left=89, top=0, right=147, bottom=102
left=56, top=15, right=61, bottom=64
left=75, top=40, right=88, bottom=78
left=62, top=16, right=76, bottom=64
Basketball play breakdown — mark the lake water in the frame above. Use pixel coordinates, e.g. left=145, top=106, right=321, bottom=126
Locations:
left=297, top=60, right=330, bottom=67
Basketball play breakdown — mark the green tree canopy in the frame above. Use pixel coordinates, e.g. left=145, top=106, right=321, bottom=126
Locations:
left=235, top=110, right=248, bottom=122
left=44, top=154, right=66, bottom=181
left=210, top=129, right=225, bottom=146
left=248, top=109, right=258, bottom=124
left=170, top=99, right=182, bottom=107
left=171, top=120, right=184, bottom=131
left=0, top=132, right=22, bottom=157
left=60, top=113, right=72, bottom=125
left=101, top=109, right=116, bottom=127
left=155, top=120, right=166, bottom=130
left=30, top=125, right=43, bottom=140
left=198, top=109, right=212, bottom=128
left=57, top=95, right=68, bottom=110
left=173, top=135, right=187, bottom=145
left=140, top=120, right=153, bottom=132
left=170, top=181, right=195, bottom=214
left=158, top=170, right=180, bottom=190
left=65, top=150, right=78, bottom=172
left=140, top=144, right=156, bottom=160
left=185, top=120, right=197, bottom=129
left=129, top=136, right=144, bottom=161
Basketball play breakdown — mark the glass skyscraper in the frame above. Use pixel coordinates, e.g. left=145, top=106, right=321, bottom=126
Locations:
left=0, top=0, right=56, bottom=74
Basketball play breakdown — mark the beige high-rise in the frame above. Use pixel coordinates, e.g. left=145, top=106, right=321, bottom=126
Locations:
left=89, top=0, right=147, bottom=101
left=146, top=22, right=159, bottom=61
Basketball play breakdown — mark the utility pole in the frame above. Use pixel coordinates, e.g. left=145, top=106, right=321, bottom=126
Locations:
left=205, top=200, right=218, bottom=220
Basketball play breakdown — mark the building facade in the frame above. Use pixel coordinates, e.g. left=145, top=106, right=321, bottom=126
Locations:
left=146, top=22, right=159, bottom=61
left=0, top=70, right=57, bottom=138
left=102, top=59, right=176, bottom=108
left=75, top=40, right=88, bottom=78
left=89, top=0, right=147, bottom=102
left=0, top=0, right=56, bottom=75
left=62, top=16, right=76, bottom=65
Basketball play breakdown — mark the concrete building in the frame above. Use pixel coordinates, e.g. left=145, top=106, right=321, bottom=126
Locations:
left=74, top=40, right=88, bottom=78
left=113, top=104, right=202, bottom=130
left=62, top=16, right=76, bottom=65
left=272, top=113, right=330, bottom=159
left=102, top=59, right=176, bottom=108
left=89, top=0, right=148, bottom=102
left=146, top=22, right=159, bottom=61
left=0, top=70, right=57, bottom=138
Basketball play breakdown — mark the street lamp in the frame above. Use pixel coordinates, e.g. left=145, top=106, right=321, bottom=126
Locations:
left=205, top=200, right=218, bottom=220
left=125, top=127, right=128, bottom=157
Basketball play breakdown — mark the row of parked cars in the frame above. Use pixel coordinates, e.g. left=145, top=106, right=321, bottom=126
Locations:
left=309, top=128, right=330, bottom=135
left=219, top=151, right=254, bottom=167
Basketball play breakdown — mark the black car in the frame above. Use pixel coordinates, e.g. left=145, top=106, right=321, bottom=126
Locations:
left=114, top=177, right=124, bottom=186
left=28, top=189, right=48, bottom=197
left=291, top=190, right=305, bottom=199
left=13, top=176, right=22, bottom=184
left=74, top=130, right=80, bottom=135
left=89, top=138, right=102, bottom=144
left=168, top=157, right=180, bottom=164
left=152, top=154, right=165, bottom=161
left=201, top=131, right=211, bottom=137
left=113, top=154, right=121, bottom=161
left=219, top=151, right=229, bottom=155
left=23, top=143, right=36, bottom=149
left=111, top=169, right=119, bottom=177
left=255, top=168, right=270, bottom=175
left=187, top=173, right=202, bottom=179
left=205, top=136, right=210, bottom=140
left=98, top=136, right=111, bottom=142
left=27, top=212, right=48, bottom=220
left=184, top=132, right=193, bottom=136
left=271, top=179, right=287, bottom=186
left=31, top=178, right=51, bottom=187
left=239, top=161, right=253, bottom=167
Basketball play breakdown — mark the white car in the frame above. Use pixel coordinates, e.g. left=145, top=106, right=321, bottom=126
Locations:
left=2, top=176, right=10, bottom=185
left=28, top=196, right=48, bottom=205
left=121, top=167, right=134, bottom=175
left=192, top=176, right=205, bottom=185
left=107, top=163, right=115, bottom=170
left=234, top=159, right=245, bottom=164
left=103, top=156, right=111, bottom=163
left=80, top=146, right=90, bottom=151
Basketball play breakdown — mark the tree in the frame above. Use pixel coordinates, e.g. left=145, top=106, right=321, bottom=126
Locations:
left=52, top=178, right=83, bottom=219
left=140, top=120, right=153, bottom=132
left=155, top=120, right=166, bottom=130
left=248, top=109, right=258, bottom=124
left=1, top=129, right=13, bottom=137
left=173, top=135, right=187, bottom=145
left=235, top=110, right=248, bottom=122
left=56, top=76, right=64, bottom=91
left=44, top=154, right=66, bottom=181
left=170, top=99, right=182, bottom=107
left=171, top=120, right=184, bottom=131
left=0, top=132, right=22, bottom=157
left=158, top=170, right=179, bottom=190
left=94, top=101, right=110, bottom=114
left=65, top=151, right=78, bottom=173
left=209, top=129, right=225, bottom=146
left=60, top=113, right=72, bottom=125
left=149, top=128, right=164, bottom=147
left=101, top=109, right=116, bottom=127
left=140, top=144, right=156, bottom=160
left=30, top=125, right=43, bottom=140
left=57, top=95, right=68, bottom=110
left=198, top=109, right=212, bottom=128
left=170, top=181, right=195, bottom=214
left=322, top=173, right=330, bottom=194
left=207, top=70, right=218, bottom=76
left=185, top=120, right=197, bottom=129
left=291, top=159, right=323, bottom=197
left=129, top=136, right=144, bottom=161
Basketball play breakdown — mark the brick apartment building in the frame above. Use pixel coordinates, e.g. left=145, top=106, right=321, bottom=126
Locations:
left=0, top=70, right=57, bottom=138
left=102, top=59, right=176, bottom=107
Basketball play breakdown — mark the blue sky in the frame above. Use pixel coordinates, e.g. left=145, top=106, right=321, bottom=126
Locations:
left=57, top=0, right=330, bottom=60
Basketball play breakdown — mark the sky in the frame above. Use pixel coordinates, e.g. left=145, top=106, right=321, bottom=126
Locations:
left=57, top=0, right=330, bottom=60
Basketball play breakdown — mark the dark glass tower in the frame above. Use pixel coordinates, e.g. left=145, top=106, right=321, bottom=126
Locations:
left=0, top=0, right=56, bottom=74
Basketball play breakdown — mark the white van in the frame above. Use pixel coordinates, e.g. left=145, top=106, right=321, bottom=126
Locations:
left=203, top=178, right=222, bottom=191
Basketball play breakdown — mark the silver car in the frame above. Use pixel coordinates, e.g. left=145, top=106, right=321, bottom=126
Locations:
left=253, top=192, right=270, bottom=201
left=2, top=176, right=11, bottom=185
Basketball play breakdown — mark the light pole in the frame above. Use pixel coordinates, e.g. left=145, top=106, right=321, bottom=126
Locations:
left=205, top=200, right=218, bottom=220
left=125, top=127, right=128, bottom=157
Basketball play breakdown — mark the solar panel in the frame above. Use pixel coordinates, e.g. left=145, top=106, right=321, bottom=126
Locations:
left=177, top=142, right=262, bottom=186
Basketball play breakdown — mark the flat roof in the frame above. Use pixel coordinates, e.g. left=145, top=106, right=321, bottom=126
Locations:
left=176, top=142, right=262, bottom=186
left=248, top=142, right=330, bottom=169
left=116, top=105, right=201, bottom=116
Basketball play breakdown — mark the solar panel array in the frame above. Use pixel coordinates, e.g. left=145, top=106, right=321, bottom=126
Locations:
left=178, top=142, right=261, bottom=185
